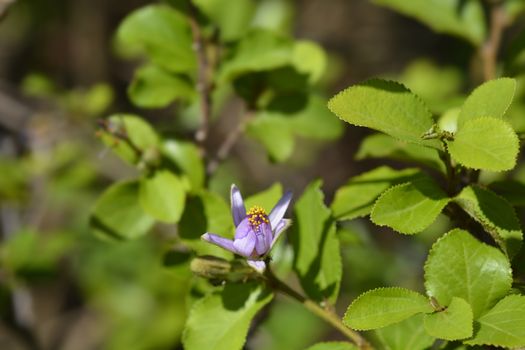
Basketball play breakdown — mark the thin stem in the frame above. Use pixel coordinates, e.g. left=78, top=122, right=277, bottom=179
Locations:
left=264, top=267, right=373, bottom=350
left=207, top=111, right=253, bottom=175
left=188, top=5, right=212, bottom=148
left=96, top=119, right=142, bottom=159
left=439, top=150, right=456, bottom=196
left=480, top=1, right=507, bottom=81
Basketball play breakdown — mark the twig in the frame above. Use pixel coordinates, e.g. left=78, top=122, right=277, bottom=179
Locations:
left=96, top=119, right=142, bottom=159
left=207, top=112, right=253, bottom=175
left=188, top=5, right=212, bottom=148
left=480, top=1, right=508, bottom=81
left=439, top=149, right=456, bottom=196
left=264, top=266, right=373, bottom=350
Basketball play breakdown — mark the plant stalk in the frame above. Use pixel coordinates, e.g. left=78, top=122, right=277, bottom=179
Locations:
left=264, top=267, right=373, bottom=350
left=188, top=4, right=212, bottom=148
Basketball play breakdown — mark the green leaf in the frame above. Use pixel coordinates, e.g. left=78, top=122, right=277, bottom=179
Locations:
left=128, top=65, right=195, bottom=108
left=489, top=180, right=525, bottom=206
left=447, top=117, right=519, bottom=171
left=424, top=229, right=512, bottom=318
left=99, top=114, right=160, bottom=165
left=292, top=41, right=326, bottom=84
left=248, top=95, right=343, bottom=162
left=219, top=29, right=293, bottom=82
left=371, top=177, right=450, bottom=234
left=328, top=79, right=439, bottom=148
left=454, top=185, right=522, bottom=257
left=139, top=170, right=186, bottom=223
left=458, top=78, right=516, bottom=127
left=398, top=59, right=463, bottom=114
left=288, top=95, right=343, bottom=140
left=465, top=295, right=525, bottom=348
left=116, top=5, right=196, bottom=73
left=356, top=133, right=445, bottom=172
left=372, top=0, right=485, bottom=45
left=1, top=230, right=71, bottom=276
left=246, top=116, right=294, bottom=162
left=179, top=190, right=233, bottom=259
left=193, top=0, right=256, bottom=42
left=375, top=314, right=435, bottom=350
left=343, top=287, right=433, bottom=330
left=183, top=283, right=273, bottom=350
left=90, top=181, right=155, bottom=240
left=244, top=183, right=283, bottom=214
left=505, top=0, right=525, bottom=21
left=290, top=180, right=341, bottom=304
left=423, top=297, right=473, bottom=340
left=162, top=140, right=205, bottom=192
left=305, top=342, right=357, bottom=350
left=331, top=166, right=425, bottom=221
left=116, top=115, right=159, bottom=150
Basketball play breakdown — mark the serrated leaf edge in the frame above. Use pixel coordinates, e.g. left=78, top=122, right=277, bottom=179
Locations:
left=343, top=286, right=432, bottom=331
left=370, top=179, right=449, bottom=235
left=331, top=166, right=424, bottom=221
left=459, top=77, right=516, bottom=124
left=327, top=79, right=440, bottom=150
left=447, top=116, right=520, bottom=172
left=453, top=184, right=522, bottom=257
left=464, top=295, right=525, bottom=348
left=423, top=229, right=513, bottom=317
left=423, top=296, right=473, bottom=341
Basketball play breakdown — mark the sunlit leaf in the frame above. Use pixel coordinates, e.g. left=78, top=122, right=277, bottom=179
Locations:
left=447, top=117, right=519, bottom=171
left=331, top=166, right=425, bottom=221
left=465, top=295, right=525, bottom=348
left=193, top=0, right=256, bottom=42
left=371, top=177, right=450, bottom=234
left=344, top=287, right=432, bottom=330
left=139, top=170, right=187, bottom=223
left=374, top=314, right=435, bottom=350
left=305, top=342, right=357, bottom=350
left=458, top=78, right=516, bottom=127
left=328, top=79, right=439, bottom=148
left=423, top=297, right=473, bottom=340
left=290, top=180, right=341, bottom=304
left=162, top=140, right=205, bottom=192
left=183, top=283, right=273, bottom=350
left=424, top=229, right=512, bottom=318
left=90, top=181, right=155, bottom=240
left=116, top=4, right=196, bottom=73
left=128, top=65, right=195, bottom=108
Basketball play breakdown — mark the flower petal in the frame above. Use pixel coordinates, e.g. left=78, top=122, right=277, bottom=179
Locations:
left=254, top=222, right=272, bottom=256
left=201, top=233, right=236, bottom=253
left=231, top=184, right=246, bottom=227
left=247, top=259, right=266, bottom=273
left=233, top=230, right=256, bottom=257
left=271, top=219, right=292, bottom=248
left=269, top=190, right=293, bottom=229
left=234, top=217, right=252, bottom=239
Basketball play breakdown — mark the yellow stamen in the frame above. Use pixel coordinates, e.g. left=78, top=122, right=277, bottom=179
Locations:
left=247, top=206, right=269, bottom=231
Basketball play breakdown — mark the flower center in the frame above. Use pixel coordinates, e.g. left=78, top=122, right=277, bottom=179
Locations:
left=247, top=205, right=269, bottom=232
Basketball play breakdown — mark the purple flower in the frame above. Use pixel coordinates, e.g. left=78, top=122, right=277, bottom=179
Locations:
left=201, top=184, right=292, bottom=273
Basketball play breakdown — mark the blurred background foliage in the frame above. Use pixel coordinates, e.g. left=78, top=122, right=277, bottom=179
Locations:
left=0, top=0, right=525, bottom=349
